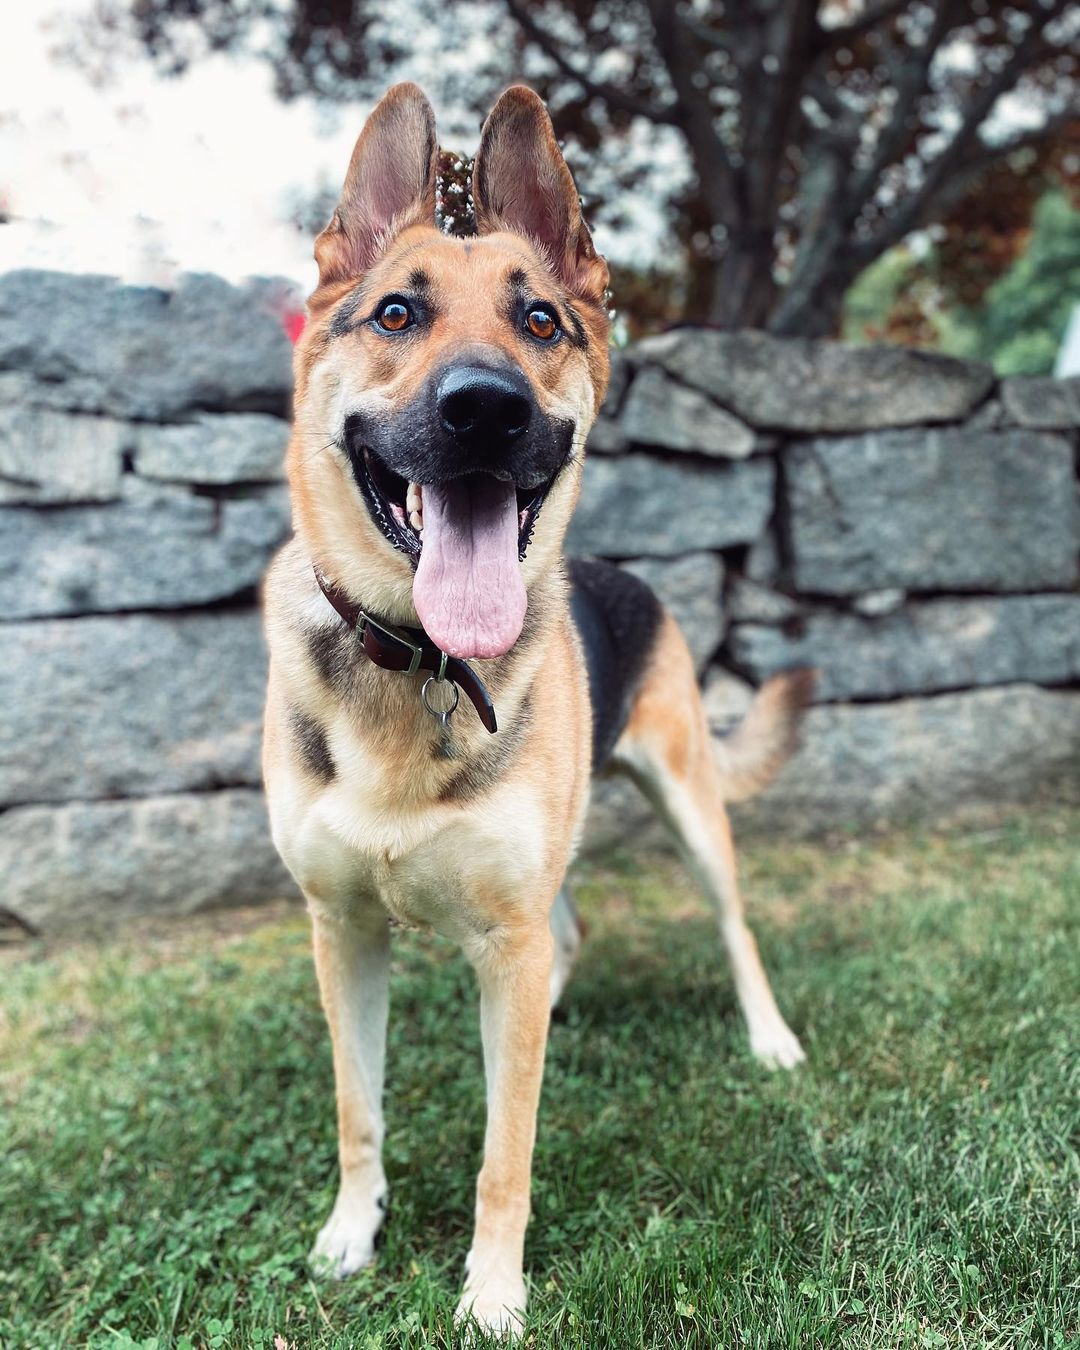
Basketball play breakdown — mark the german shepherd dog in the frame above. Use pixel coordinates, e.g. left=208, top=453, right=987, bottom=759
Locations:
left=262, top=82, right=811, bottom=1336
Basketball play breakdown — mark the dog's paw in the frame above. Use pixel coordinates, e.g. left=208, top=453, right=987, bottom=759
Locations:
left=309, top=1193, right=384, bottom=1280
left=749, top=1021, right=806, bottom=1071
left=455, top=1277, right=526, bottom=1341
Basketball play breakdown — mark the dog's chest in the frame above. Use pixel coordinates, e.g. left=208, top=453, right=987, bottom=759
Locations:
left=311, top=729, right=552, bottom=940
left=346, top=802, right=548, bottom=941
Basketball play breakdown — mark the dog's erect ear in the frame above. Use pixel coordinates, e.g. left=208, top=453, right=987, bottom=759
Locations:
left=314, top=82, right=438, bottom=287
left=472, top=85, right=608, bottom=304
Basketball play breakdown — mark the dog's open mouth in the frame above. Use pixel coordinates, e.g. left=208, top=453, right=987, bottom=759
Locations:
left=359, top=447, right=554, bottom=660
left=359, top=448, right=551, bottom=562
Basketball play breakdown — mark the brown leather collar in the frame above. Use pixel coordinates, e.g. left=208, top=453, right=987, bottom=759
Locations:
left=313, top=567, right=498, bottom=733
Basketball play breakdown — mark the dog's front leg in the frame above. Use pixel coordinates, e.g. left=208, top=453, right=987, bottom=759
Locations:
left=308, top=897, right=391, bottom=1279
left=457, top=919, right=554, bottom=1337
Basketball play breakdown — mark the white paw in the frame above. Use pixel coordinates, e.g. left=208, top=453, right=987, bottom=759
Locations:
left=749, top=1021, right=806, bottom=1071
left=455, top=1277, right=526, bottom=1341
left=309, top=1192, right=384, bottom=1280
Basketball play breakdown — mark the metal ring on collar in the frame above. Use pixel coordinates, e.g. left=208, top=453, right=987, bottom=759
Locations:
left=421, top=675, right=459, bottom=726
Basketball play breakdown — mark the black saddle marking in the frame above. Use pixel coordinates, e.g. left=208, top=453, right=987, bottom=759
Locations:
left=568, top=557, right=663, bottom=773
left=290, top=707, right=335, bottom=784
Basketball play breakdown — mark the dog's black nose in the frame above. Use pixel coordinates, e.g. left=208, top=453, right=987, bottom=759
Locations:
left=437, top=366, right=532, bottom=446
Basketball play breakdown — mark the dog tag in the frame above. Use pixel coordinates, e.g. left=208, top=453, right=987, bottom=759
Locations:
left=421, top=675, right=459, bottom=729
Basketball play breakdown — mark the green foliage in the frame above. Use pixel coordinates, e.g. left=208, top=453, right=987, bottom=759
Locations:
left=843, top=193, right=1080, bottom=376
left=842, top=247, right=923, bottom=343
left=3, top=811, right=1079, bottom=1348
left=948, top=193, right=1080, bottom=376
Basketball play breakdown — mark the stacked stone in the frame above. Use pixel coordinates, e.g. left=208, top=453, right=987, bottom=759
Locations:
left=0, top=271, right=296, bottom=926
left=581, top=330, right=1080, bottom=848
left=1, top=270, right=1078, bottom=927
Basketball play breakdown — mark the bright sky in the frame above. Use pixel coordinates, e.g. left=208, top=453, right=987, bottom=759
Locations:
left=0, top=2, right=674, bottom=300
left=0, top=4, right=454, bottom=294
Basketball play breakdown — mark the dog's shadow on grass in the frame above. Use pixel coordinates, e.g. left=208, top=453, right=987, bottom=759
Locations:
left=342, top=919, right=751, bottom=1255
left=559, top=919, right=741, bottom=1028
left=161, top=917, right=763, bottom=1274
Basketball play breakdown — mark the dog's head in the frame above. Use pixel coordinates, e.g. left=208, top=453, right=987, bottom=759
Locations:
left=289, top=82, right=610, bottom=660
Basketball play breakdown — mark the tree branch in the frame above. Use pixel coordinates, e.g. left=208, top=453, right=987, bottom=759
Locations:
left=802, top=77, right=865, bottom=155
left=678, top=12, right=739, bottom=56
left=953, top=106, right=1080, bottom=179
left=501, top=0, right=679, bottom=126
left=857, top=0, right=1074, bottom=256
left=645, top=0, right=741, bottom=220
left=740, top=0, right=820, bottom=172
left=815, top=0, right=913, bottom=52
left=904, top=106, right=1080, bottom=229
left=778, top=0, right=1073, bottom=331
left=847, top=0, right=958, bottom=207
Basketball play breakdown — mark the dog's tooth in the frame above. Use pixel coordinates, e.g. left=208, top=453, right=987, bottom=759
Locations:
left=409, top=509, right=423, bottom=532
left=406, top=482, right=423, bottom=516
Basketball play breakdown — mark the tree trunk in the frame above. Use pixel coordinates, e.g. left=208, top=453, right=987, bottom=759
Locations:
left=768, top=250, right=863, bottom=337
left=765, top=159, right=864, bottom=336
left=769, top=277, right=849, bottom=337
left=705, top=228, right=777, bottom=329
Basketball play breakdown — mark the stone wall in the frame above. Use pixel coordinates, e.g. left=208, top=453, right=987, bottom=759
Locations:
left=1, top=270, right=1078, bottom=929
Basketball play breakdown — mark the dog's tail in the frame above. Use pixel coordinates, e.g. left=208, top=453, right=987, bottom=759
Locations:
left=710, top=669, right=817, bottom=802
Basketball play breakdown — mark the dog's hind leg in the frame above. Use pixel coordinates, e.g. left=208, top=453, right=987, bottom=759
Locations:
left=612, top=613, right=807, bottom=1070
left=307, top=894, right=392, bottom=1278
left=548, top=885, right=584, bottom=1009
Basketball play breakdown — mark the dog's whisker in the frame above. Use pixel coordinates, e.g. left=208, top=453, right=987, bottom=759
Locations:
left=298, top=440, right=339, bottom=466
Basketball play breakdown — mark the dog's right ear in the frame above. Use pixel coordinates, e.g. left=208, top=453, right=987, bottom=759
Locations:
left=314, top=82, right=438, bottom=287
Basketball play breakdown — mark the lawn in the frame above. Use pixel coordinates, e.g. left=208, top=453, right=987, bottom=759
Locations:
left=2, top=808, right=1078, bottom=1350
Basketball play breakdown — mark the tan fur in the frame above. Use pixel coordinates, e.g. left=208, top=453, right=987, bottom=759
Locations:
left=472, top=85, right=609, bottom=314
left=261, top=83, right=809, bottom=1340
left=612, top=616, right=807, bottom=1070
left=712, top=669, right=818, bottom=802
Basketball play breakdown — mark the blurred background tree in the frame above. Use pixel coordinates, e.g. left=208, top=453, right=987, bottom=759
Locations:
left=846, top=189, right=1080, bottom=372
left=68, top=0, right=1080, bottom=341
left=953, top=191, right=1080, bottom=373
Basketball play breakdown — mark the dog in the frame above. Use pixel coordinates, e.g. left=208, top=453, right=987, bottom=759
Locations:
left=261, top=81, right=812, bottom=1337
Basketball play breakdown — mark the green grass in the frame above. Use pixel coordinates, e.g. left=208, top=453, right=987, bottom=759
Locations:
left=2, top=809, right=1078, bottom=1350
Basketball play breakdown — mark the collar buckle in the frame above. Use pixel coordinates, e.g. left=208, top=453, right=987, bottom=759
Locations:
left=357, top=612, right=424, bottom=677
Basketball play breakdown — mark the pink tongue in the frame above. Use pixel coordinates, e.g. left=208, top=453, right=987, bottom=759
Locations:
left=412, top=476, right=527, bottom=659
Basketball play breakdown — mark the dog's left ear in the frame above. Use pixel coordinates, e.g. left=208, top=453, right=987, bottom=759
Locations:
left=472, top=86, right=608, bottom=304
left=315, top=82, right=438, bottom=287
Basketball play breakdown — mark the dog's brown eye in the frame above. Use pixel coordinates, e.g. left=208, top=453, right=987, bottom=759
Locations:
left=376, top=299, right=412, bottom=332
left=525, top=306, right=558, bottom=341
